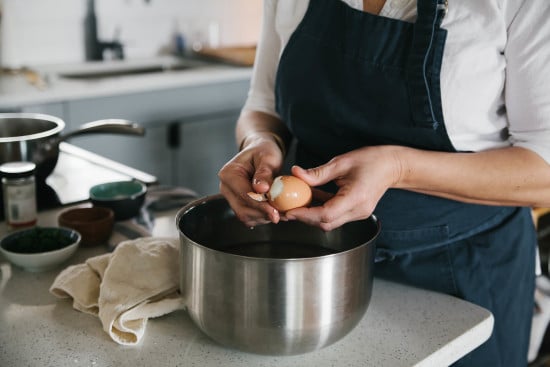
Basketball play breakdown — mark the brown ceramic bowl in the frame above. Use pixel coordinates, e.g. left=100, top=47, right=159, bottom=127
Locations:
left=58, top=207, right=114, bottom=246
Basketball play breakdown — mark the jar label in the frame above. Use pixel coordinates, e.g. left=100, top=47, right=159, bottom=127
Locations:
left=5, top=184, right=37, bottom=225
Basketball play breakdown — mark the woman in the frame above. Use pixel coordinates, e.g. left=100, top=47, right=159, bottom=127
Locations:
left=218, top=0, right=550, bottom=365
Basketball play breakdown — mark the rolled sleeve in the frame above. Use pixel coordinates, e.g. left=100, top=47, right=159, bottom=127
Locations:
left=242, top=0, right=281, bottom=119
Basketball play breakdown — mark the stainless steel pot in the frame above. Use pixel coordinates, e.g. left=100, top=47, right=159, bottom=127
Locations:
left=0, top=113, right=144, bottom=181
left=176, top=194, right=380, bottom=355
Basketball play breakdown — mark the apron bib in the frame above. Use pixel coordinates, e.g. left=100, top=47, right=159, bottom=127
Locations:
left=274, top=0, right=536, bottom=365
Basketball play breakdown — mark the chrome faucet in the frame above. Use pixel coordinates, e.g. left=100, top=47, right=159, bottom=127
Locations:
left=84, top=0, right=124, bottom=61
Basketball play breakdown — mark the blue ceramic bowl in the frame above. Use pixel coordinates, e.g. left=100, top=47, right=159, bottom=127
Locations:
left=89, top=180, right=147, bottom=221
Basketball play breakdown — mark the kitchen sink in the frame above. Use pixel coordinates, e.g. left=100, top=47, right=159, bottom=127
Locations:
left=56, top=57, right=213, bottom=80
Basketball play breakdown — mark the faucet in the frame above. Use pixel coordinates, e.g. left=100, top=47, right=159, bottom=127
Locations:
left=84, top=0, right=124, bottom=61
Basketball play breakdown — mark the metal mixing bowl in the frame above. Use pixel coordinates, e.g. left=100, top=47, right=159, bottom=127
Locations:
left=176, top=194, right=380, bottom=355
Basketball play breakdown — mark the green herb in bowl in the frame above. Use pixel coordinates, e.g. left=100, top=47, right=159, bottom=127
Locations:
left=0, top=226, right=81, bottom=272
left=2, top=227, right=76, bottom=253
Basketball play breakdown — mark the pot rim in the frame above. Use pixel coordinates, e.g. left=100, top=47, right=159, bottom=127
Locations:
left=0, top=113, right=66, bottom=143
left=176, top=194, right=381, bottom=262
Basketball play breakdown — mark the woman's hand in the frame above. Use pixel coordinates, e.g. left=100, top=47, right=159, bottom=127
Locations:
left=286, top=146, right=403, bottom=231
left=286, top=144, right=550, bottom=231
left=218, top=132, right=286, bottom=227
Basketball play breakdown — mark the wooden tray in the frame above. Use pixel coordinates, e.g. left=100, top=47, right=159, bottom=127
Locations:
left=195, top=46, right=256, bottom=67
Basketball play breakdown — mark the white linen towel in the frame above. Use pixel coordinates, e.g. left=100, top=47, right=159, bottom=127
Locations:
left=50, top=237, right=184, bottom=345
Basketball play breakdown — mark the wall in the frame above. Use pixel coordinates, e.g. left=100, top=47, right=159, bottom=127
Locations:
left=0, top=0, right=261, bottom=68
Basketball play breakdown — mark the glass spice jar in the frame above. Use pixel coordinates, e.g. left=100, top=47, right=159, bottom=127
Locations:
left=0, top=161, right=37, bottom=228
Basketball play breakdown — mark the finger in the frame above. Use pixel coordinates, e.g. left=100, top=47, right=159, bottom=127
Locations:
left=245, top=193, right=282, bottom=223
left=247, top=141, right=285, bottom=193
left=218, top=158, right=255, bottom=195
left=219, top=166, right=254, bottom=208
left=237, top=209, right=271, bottom=226
left=251, top=161, right=280, bottom=194
left=284, top=205, right=345, bottom=232
left=291, top=160, right=347, bottom=188
left=287, top=191, right=369, bottom=231
left=310, top=187, right=334, bottom=204
left=220, top=170, right=280, bottom=225
left=251, top=167, right=273, bottom=194
left=287, top=204, right=351, bottom=231
left=228, top=192, right=280, bottom=226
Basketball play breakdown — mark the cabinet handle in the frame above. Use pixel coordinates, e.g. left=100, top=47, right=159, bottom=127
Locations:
left=167, top=122, right=181, bottom=149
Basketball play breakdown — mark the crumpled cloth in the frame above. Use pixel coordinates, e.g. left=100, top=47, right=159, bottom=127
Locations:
left=50, top=237, right=184, bottom=345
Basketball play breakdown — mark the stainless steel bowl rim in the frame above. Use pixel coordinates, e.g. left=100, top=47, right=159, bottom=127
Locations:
left=0, top=113, right=65, bottom=142
left=176, top=196, right=381, bottom=262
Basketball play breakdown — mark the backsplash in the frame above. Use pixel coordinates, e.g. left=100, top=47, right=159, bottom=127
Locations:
left=0, top=0, right=261, bottom=67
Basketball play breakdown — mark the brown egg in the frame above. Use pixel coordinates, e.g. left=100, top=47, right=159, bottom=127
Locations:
left=267, top=175, right=312, bottom=212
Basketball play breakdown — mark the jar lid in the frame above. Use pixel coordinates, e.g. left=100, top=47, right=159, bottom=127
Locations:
left=0, top=162, right=36, bottom=178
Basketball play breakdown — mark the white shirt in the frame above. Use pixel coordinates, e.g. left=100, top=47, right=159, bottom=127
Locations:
left=243, top=0, right=550, bottom=163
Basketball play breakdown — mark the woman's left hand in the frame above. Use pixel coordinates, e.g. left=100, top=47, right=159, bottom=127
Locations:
left=286, top=145, right=402, bottom=231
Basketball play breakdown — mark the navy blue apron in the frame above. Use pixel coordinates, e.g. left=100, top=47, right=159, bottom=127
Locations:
left=274, top=0, right=537, bottom=365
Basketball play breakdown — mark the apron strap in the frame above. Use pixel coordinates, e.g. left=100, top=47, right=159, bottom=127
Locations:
left=407, top=0, right=449, bottom=130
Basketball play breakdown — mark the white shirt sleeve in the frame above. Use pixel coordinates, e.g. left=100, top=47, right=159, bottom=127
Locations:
left=242, top=0, right=281, bottom=118
left=505, top=0, right=550, bottom=163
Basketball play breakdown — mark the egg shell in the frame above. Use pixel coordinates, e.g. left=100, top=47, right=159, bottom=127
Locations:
left=267, top=175, right=312, bottom=212
left=247, top=192, right=267, bottom=202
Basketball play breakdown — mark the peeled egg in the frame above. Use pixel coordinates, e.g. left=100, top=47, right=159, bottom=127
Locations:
left=267, top=175, right=312, bottom=212
left=247, top=175, right=312, bottom=212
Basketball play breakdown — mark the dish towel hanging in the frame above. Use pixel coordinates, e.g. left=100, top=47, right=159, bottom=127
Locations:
left=50, top=237, right=184, bottom=345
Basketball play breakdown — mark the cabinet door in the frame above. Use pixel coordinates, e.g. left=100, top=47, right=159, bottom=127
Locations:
left=64, top=93, right=175, bottom=185
left=20, top=103, right=66, bottom=118
left=74, top=124, right=173, bottom=185
left=64, top=79, right=249, bottom=188
left=175, top=111, right=240, bottom=195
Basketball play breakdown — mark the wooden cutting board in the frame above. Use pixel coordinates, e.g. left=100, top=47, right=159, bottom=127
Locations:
left=195, top=46, right=256, bottom=67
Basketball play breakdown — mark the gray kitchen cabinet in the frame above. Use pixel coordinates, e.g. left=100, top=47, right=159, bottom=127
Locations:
left=174, top=111, right=240, bottom=195
left=62, top=79, right=248, bottom=194
left=19, top=102, right=65, bottom=117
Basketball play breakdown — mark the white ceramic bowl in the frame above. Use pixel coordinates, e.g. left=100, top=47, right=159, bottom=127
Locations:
left=0, top=226, right=81, bottom=272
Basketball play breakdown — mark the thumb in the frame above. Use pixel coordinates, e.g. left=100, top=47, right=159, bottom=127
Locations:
left=252, top=163, right=278, bottom=193
left=291, top=164, right=335, bottom=187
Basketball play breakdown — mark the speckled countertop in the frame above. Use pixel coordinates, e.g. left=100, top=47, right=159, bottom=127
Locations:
left=0, top=206, right=493, bottom=367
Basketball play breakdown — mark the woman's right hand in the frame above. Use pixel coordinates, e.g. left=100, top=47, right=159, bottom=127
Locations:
left=218, top=131, right=286, bottom=227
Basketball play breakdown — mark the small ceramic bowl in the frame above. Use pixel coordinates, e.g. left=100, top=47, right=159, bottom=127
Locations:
left=89, top=180, right=147, bottom=221
left=58, top=207, right=114, bottom=246
left=0, top=226, right=81, bottom=272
